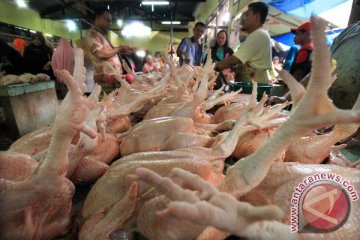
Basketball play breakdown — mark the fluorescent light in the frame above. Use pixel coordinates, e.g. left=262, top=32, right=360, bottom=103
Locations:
left=29, top=30, right=36, bottom=33
left=121, top=22, right=151, bottom=38
left=136, top=50, right=146, bottom=58
left=15, top=26, right=27, bottom=31
left=117, top=19, right=123, bottom=27
left=15, top=0, right=27, bottom=8
left=161, top=21, right=181, bottom=25
left=65, top=20, right=77, bottom=32
left=141, top=1, right=169, bottom=5
left=45, top=33, right=53, bottom=37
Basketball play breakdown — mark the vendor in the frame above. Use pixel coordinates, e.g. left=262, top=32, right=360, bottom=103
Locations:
left=23, top=33, right=53, bottom=76
left=214, top=2, right=272, bottom=83
left=84, top=8, right=133, bottom=84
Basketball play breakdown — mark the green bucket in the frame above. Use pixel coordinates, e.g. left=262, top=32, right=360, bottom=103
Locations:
left=232, top=82, right=273, bottom=101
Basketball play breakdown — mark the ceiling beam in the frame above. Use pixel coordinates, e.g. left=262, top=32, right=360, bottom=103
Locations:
left=130, top=4, right=168, bottom=20
left=174, top=10, right=195, bottom=21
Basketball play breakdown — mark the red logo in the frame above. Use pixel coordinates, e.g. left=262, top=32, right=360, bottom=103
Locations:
left=299, top=182, right=350, bottom=233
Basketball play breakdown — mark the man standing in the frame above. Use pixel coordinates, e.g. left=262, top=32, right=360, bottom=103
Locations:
left=176, top=21, right=206, bottom=66
left=85, top=8, right=132, bottom=84
left=215, top=2, right=272, bottom=83
left=289, top=22, right=313, bottom=81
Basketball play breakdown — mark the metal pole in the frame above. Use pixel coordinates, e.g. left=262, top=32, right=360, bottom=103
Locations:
left=170, top=2, right=174, bottom=58
left=78, top=19, right=83, bottom=38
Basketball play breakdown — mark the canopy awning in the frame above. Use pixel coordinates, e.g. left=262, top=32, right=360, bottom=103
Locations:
left=264, top=0, right=349, bottom=19
left=262, top=0, right=351, bottom=47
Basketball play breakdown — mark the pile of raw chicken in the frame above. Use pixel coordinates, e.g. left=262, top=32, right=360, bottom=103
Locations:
left=0, top=72, right=51, bottom=87
left=0, top=17, right=359, bottom=240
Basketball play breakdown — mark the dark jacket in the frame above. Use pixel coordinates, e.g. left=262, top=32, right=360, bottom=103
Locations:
left=210, top=45, right=234, bottom=90
left=210, top=45, right=234, bottom=63
left=0, top=38, right=24, bottom=74
left=23, top=44, right=53, bottom=74
left=289, top=43, right=313, bottom=81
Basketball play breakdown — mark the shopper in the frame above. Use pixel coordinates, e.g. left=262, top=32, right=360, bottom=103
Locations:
left=210, top=30, right=234, bottom=63
left=176, top=21, right=206, bottom=66
left=289, top=22, right=313, bottom=81
left=154, top=51, right=164, bottom=70
left=267, top=21, right=360, bottom=110
left=142, top=55, right=159, bottom=74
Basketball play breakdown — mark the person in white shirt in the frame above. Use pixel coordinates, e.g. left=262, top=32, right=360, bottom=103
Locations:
left=215, top=2, right=272, bottom=83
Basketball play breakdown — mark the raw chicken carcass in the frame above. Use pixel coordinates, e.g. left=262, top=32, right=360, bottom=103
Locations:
left=285, top=122, right=360, bottom=164
left=119, top=117, right=212, bottom=156
left=0, top=69, right=97, bottom=240
left=131, top=167, right=294, bottom=240
left=80, top=158, right=214, bottom=240
left=0, top=72, right=49, bottom=87
left=143, top=55, right=225, bottom=123
left=128, top=17, right=360, bottom=240
left=18, top=73, right=37, bottom=83
left=120, top=88, right=287, bottom=158
left=80, top=91, right=288, bottom=239
left=0, top=74, right=19, bottom=86
left=7, top=85, right=118, bottom=185
left=35, top=73, right=51, bottom=82
left=213, top=102, right=247, bottom=123
left=9, top=125, right=53, bottom=157
left=106, top=116, right=132, bottom=134
left=276, top=66, right=360, bottom=164
left=8, top=50, right=118, bottom=185
left=231, top=92, right=289, bottom=159
left=0, top=151, right=37, bottom=181
left=222, top=15, right=360, bottom=200
left=102, top=74, right=170, bottom=122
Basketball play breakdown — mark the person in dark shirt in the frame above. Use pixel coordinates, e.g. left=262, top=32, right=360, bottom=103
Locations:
left=210, top=30, right=234, bottom=63
left=23, top=32, right=53, bottom=75
left=289, top=22, right=313, bottom=81
left=0, top=38, right=24, bottom=74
